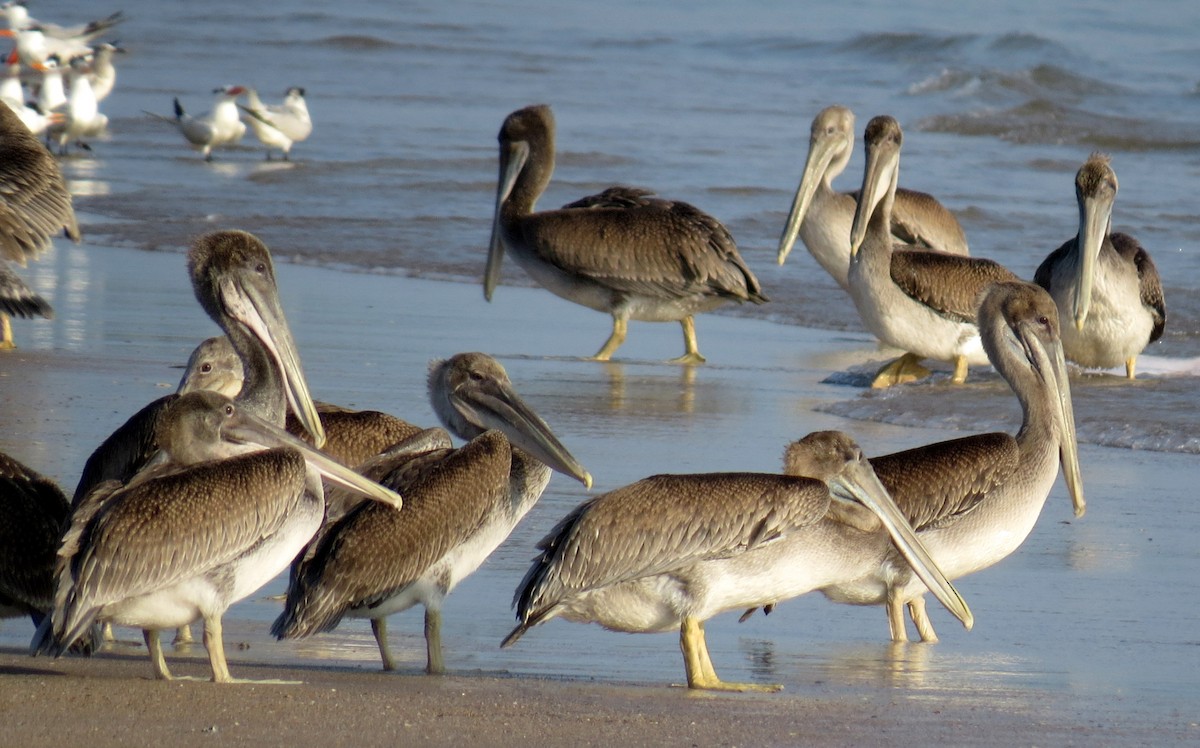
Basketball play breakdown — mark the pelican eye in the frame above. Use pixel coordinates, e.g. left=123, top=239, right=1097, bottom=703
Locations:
left=255, top=262, right=267, bottom=274
left=201, top=363, right=212, bottom=373
left=224, top=404, right=235, bottom=416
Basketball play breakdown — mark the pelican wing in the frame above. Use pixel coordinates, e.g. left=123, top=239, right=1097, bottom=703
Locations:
left=59, top=449, right=308, bottom=622
left=870, top=433, right=1019, bottom=532
left=889, top=187, right=969, bottom=254
left=285, top=402, right=423, bottom=469
left=0, top=258, right=52, bottom=319
left=1110, top=232, right=1166, bottom=344
left=275, top=431, right=511, bottom=637
left=72, top=395, right=177, bottom=508
left=890, top=251, right=1018, bottom=323
left=0, top=103, right=80, bottom=265
left=0, top=453, right=69, bottom=613
left=518, top=187, right=764, bottom=303
left=1032, top=238, right=1071, bottom=292
left=518, top=472, right=829, bottom=605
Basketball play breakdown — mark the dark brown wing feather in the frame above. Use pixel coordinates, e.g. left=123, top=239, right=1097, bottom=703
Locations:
left=72, top=395, right=177, bottom=508
left=275, top=431, right=512, bottom=637
left=0, top=102, right=80, bottom=266
left=286, top=402, right=423, bottom=468
left=0, top=258, right=52, bottom=319
left=0, top=452, right=69, bottom=616
left=869, top=433, right=1019, bottom=532
left=890, top=251, right=1018, bottom=323
left=520, top=186, right=766, bottom=303
left=889, top=187, right=969, bottom=254
left=517, top=472, right=829, bottom=609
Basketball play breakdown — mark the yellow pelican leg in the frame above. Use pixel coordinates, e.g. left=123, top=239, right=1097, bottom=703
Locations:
left=870, top=352, right=932, bottom=389
left=907, top=596, right=939, bottom=643
left=371, top=618, right=396, bottom=671
left=204, top=615, right=234, bottom=683
left=886, top=592, right=910, bottom=643
left=173, top=624, right=194, bottom=646
left=143, top=629, right=174, bottom=681
left=424, top=608, right=445, bottom=675
left=591, top=317, right=628, bottom=361
left=102, top=622, right=115, bottom=643
left=951, top=355, right=970, bottom=384
left=668, top=316, right=706, bottom=365
left=679, top=617, right=781, bottom=692
left=1125, top=356, right=1137, bottom=380
left=0, top=314, right=13, bottom=350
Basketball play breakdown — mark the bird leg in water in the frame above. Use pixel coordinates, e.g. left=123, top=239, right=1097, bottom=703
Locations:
left=371, top=618, right=397, bottom=671
left=0, top=314, right=13, bottom=349
left=668, top=316, right=707, bottom=365
left=951, top=355, right=969, bottom=384
left=425, top=608, right=445, bottom=675
left=174, top=624, right=195, bottom=646
left=1125, top=356, right=1137, bottom=380
left=591, top=317, right=628, bottom=361
left=907, top=596, right=939, bottom=643
left=679, top=617, right=781, bottom=692
left=871, top=352, right=932, bottom=388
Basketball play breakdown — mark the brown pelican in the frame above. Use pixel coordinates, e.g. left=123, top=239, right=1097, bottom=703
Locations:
left=818, top=281, right=1085, bottom=642
left=273, top=352, right=591, bottom=674
left=1034, top=154, right=1165, bottom=379
left=41, top=391, right=404, bottom=682
left=0, top=451, right=70, bottom=634
left=173, top=334, right=426, bottom=469
left=501, top=430, right=970, bottom=692
left=485, top=104, right=767, bottom=364
left=72, top=335, right=246, bottom=507
left=0, top=97, right=80, bottom=348
left=777, top=105, right=969, bottom=288
left=847, top=116, right=1017, bottom=387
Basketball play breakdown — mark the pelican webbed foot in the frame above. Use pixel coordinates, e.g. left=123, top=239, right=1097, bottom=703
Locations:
left=907, top=596, right=939, bottom=643
left=590, top=318, right=628, bottom=362
left=668, top=316, right=707, bottom=365
left=870, top=352, right=932, bottom=389
left=679, top=618, right=782, bottom=692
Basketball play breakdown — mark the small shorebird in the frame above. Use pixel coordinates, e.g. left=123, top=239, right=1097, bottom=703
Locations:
left=147, top=85, right=246, bottom=161
left=239, top=87, right=312, bottom=161
left=486, top=104, right=767, bottom=364
left=502, top=430, right=969, bottom=692
left=1034, top=153, right=1164, bottom=379
left=846, top=115, right=1016, bottom=387
left=273, top=352, right=591, bottom=675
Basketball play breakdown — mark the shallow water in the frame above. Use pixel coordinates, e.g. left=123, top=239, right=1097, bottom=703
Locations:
left=2, top=0, right=1199, bottom=726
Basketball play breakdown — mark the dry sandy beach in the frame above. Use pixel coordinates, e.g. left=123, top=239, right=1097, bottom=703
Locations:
left=1, top=240, right=1197, bottom=746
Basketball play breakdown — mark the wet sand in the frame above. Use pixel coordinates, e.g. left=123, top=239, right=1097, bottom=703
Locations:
left=1, top=240, right=1197, bottom=746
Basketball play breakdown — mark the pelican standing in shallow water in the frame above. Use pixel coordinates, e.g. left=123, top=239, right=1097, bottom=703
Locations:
left=486, top=104, right=767, bottom=364
left=274, top=352, right=592, bottom=674
left=1034, top=153, right=1165, bottom=379
left=41, top=392, right=404, bottom=682
left=817, top=281, right=1085, bottom=642
left=502, top=430, right=970, bottom=692
left=777, top=105, right=969, bottom=288
left=847, top=115, right=1017, bottom=387
left=0, top=97, right=80, bottom=348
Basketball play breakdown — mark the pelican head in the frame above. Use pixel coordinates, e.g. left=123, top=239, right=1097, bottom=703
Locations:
left=187, top=230, right=325, bottom=447
left=162, top=391, right=403, bottom=509
left=177, top=336, right=243, bottom=397
left=777, top=105, right=855, bottom=265
left=428, top=352, right=592, bottom=488
left=485, top=104, right=554, bottom=301
left=1071, top=153, right=1117, bottom=331
left=787, top=430, right=973, bottom=631
left=979, top=281, right=1085, bottom=517
left=848, top=115, right=903, bottom=258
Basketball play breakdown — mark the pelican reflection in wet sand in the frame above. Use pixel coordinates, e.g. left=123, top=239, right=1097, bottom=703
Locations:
left=274, top=352, right=591, bottom=674
left=847, top=115, right=1017, bottom=387
left=502, top=430, right=970, bottom=692
left=486, top=104, right=767, bottom=364
left=0, top=98, right=81, bottom=348
left=817, top=281, right=1085, bottom=643
left=777, top=105, right=969, bottom=289
left=1034, top=153, right=1165, bottom=379
left=39, top=392, right=404, bottom=683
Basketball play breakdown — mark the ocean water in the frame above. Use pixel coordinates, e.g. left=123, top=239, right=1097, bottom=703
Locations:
left=3, top=0, right=1199, bottom=723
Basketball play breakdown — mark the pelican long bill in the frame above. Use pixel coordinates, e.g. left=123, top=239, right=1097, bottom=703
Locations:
left=485, top=139, right=531, bottom=301
left=777, top=128, right=843, bottom=265
left=829, top=457, right=973, bottom=630
left=1072, top=187, right=1114, bottom=331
